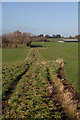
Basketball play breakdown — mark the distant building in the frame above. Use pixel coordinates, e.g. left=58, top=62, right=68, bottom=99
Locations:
left=58, top=40, right=64, bottom=42
left=58, top=39, right=79, bottom=42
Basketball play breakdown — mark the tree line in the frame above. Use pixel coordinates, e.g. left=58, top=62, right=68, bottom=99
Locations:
left=2, top=31, right=63, bottom=48
left=1, top=30, right=79, bottom=48
left=2, top=31, right=50, bottom=48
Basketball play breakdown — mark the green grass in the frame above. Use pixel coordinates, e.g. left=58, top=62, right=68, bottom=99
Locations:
left=2, top=48, right=30, bottom=66
left=2, top=43, right=79, bottom=92
left=2, top=61, right=30, bottom=99
left=47, top=38, right=62, bottom=41
left=2, top=49, right=62, bottom=119
left=2, top=48, right=79, bottom=119
left=33, top=42, right=78, bottom=92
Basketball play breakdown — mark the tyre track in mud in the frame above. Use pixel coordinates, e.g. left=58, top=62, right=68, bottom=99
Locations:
left=36, top=49, right=68, bottom=119
left=57, top=62, right=80, bottom=119
left=36, top=48, right=80, bottom=119
left=2, top=48, right=80, bottom=119
left=2, top=49, right=62, bottom=119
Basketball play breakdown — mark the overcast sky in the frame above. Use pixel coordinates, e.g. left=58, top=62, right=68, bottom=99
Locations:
left=2, top=2, right=78, bottom=37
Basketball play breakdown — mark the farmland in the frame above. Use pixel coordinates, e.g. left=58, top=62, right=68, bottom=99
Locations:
left=2, top=49, right=62, bottom=119
left=32, top=42, right=78, bottom=92
left=2, top=48, right=30, bottom=66
left=2, top=42, right=80, bottom=119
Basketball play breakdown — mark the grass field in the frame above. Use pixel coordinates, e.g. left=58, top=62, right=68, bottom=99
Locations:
left=2, top=49, right=63, bottom=119
left=2, top=48, right=30, bottom=66
left=32, top=42, right=78, bottom=91
left=47, top=38, right=62, bottom=42
left=2, top=45, right=80, bottom=119
left=2, top=42, right=78, bottom=91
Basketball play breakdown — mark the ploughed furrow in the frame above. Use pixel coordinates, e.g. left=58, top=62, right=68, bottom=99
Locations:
left=2, top=59, right=62, bottom=119
left=37, top=49, right=80, bottom=119
left=46, top=63, right=80, bottom=120
left=2, top=48, right=80, bottom=119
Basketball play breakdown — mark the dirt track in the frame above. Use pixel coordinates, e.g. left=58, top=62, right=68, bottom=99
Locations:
left=2, top=48, right=80, bottom=119
left=37, top=49, right=80, bottom=119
